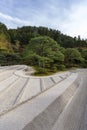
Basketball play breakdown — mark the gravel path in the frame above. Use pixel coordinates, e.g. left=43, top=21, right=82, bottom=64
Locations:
left=0, top=71, right=77, bottom=130
left=0, top=66, right=85, bottom=130
left=52, top=70, right=87, bottom=130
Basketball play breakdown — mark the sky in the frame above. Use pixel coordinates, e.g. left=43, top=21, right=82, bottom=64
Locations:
left=0, top=0, right=87, bottom=38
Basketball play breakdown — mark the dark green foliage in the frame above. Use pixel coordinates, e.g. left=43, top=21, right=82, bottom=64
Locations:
left=0, top=22, right=7, bottom=33
left=57, top=65, right=66, bottom=70
left=8, top=26, right=87, bottom=49
left=81, top=49, right=87, bottom=60
left=0, top=22, right=86, bottom=73
left=0, top=52, right=21, bottom=66
left=64, top=48, right=84, bottom=67
left=34, top=67, right=48, bottom=75
left=0, top=23, right=11, bottom=42
left=23, top=36, right=65, bottom=72
left=80, top=49, right=87, bottom=68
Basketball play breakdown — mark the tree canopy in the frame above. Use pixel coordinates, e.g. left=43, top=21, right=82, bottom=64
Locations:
left=65, top=48, right=84, bottom=67
left=23, top=36, right=64, bottom=72
left=0, top=22, right=86, bottom=72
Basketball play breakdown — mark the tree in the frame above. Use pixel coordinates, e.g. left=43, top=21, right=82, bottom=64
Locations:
left=23, top=36, right=64, bottom=72
left=81, top=49, right=87, bottom=60
left=0, top=22, right=7, bottom=33
left=0, top=52, right=21, bottom=66
left=65, top=48, right=83, bottom=67
left=81, top=49, right=87, bottom=67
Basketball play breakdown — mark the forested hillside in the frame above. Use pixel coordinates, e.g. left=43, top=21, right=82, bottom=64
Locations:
left=0, top=22, right=87, bottom=73
left=0, top=23, right=21, bottom=65
left=8, top=26, right=87, bottom=49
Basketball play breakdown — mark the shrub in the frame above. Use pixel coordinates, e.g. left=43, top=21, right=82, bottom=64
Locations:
left=57, top=64, right=65, bottom=70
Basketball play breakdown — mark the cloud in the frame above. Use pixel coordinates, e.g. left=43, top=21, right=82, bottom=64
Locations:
left=0, top=0, right=69, bottom=29
left=0, top=0, right=70, bottom=26
left=0, top=0, right=87, bottom=38
left=60, top=0, right=87, bottom=38
left=0, top=12, right=31, bottom=28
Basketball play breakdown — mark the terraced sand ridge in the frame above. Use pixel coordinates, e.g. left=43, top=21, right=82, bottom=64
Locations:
left=0, top=65, right=71, bottom=116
